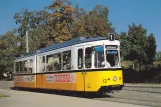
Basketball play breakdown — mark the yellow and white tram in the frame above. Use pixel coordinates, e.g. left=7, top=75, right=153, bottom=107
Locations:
left=13, top=34, right=124, bottom=94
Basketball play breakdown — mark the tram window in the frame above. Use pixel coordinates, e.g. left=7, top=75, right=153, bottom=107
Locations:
left=20, top=61, right=23, bottom=73
left=16, top=62, right=19, bottom=73
left=62, top=50, right=71, bottom=70
left=24, top=60, right=28, bottom=73
left=46, top=54, right=54, bottom=72
left=85, top=47, right=92, bottom=68
left=22, top=61, right=25, bottom=73
left=43, top=56, right=45, bottom=72
left=39, top=56, right=45, bottom=72
left=106, top=50, right=119, bottom=67
left=94, top=46, right=105, bottom=68
left=53, top=53, right=61, bottom=70
left=78, top=49, right=83, bottom=69
left=28, top=59, right=33, bottom=73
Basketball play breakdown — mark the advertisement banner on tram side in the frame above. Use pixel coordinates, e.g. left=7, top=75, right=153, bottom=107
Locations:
left=14, top=75, right=35, bottom=82
left=46, top=73, right=76, bottom=83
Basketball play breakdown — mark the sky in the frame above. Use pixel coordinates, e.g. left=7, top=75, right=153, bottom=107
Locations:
left=0, top=0, right=161, bottom=51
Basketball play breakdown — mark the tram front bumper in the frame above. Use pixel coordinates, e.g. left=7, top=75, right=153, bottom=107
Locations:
left=98, top=84, right=124, bottom=93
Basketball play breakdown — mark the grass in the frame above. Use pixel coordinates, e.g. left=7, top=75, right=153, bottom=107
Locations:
left=0, top=93, right=9, bottom=98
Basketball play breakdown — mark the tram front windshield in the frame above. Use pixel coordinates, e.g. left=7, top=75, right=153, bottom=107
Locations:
left=106, top=50, right=119, bottom=67
left=94, top=46, right=119, bottom=68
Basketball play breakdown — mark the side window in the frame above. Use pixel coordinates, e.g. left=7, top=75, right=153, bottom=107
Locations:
left=20, top=61, right=22, bottom=73
left=20, top=61, right=24, bottom=73
left=46, top=54, right=54, bottom=72
left=85, top=47, right=92, bottom=68
left=16, top=62, right=19, bottom=74
left=78, top=49, right=83, bottom=69
left=28, top=59, right=33, bottom=73
left=39, top=56, right=45, bottom=72
left=42, top=56, right=45, bottom=72
left=53, top=53, right=61, bottom=71
left=62, top=50, right=71, bottom=70
left=24, top=60, right=28, bottom=73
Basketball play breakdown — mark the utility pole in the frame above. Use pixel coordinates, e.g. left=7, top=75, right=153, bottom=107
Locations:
left=26, top=30, right=29, bottom=53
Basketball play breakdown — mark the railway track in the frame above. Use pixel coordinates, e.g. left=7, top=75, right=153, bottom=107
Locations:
left=92, top=90, right=161, bottom=107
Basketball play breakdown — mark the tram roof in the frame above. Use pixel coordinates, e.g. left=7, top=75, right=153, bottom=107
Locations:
left=15, top=36, right=117, bottom=59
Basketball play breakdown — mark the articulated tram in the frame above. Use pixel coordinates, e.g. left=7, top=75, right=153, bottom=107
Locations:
left=13, top=34, right=124, bottom=94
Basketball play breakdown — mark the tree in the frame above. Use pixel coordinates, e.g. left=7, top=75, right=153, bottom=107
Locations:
left=71, top=4, right=87, bottom=37
left=119, top=32, right=130, bottom=61
left=146, top=33, right=156, bottom=64
left=70, top=4, right=115, bottom=38
left=14, top=9, right=49, bottom=51
left=14, top=9, right=48, bottom=36
left=0, top=31, right=21, bottom=75
left=83, top=5, right=114, bottom=37
left=28, top=28, right=48, bottom=51
left=126, top=23, right=149, bottom=70
left=46, top=0, right=74, bottom=44
left=14, top=9, right=30, bottom=37
left=13, top=0, right=116, bottom=48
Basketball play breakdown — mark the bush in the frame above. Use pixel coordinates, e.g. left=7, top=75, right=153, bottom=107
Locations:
left=123, top=67, right=161, bottom=83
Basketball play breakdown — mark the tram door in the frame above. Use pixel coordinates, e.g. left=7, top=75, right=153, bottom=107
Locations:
left=77, top=46, right=85, bottom=91
left=77, top=45, right=92, bottom=92
left=37, top=56, right=45, bottom=88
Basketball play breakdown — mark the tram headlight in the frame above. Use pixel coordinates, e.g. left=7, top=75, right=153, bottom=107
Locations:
left=113, top=76, right=117, bottom=81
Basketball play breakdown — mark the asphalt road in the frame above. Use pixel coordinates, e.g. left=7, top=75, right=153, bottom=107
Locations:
left=0, top=81, right=161, bottom=107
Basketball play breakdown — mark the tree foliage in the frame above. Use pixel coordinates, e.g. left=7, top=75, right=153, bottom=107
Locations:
left=46, top=0, right=74, bottom=44
left=13, top=1, right=114, bottom=48
left=14, top=9, right=48, bottom=36
left=127, top=23, right=149, bottom=65
left=82, top=5, right=114, bottom=36
left=146, top=33, right=156, bottom=64
left=14, top=9, right=49, bottom=51
left=119, top=32, right=129, bottom=61
left=0, top=31, right=21, bottom=75
left=120, top=23, right=157, bottom=70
